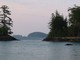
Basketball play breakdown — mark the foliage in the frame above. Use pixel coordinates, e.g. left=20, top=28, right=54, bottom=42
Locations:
left=47, top=5, right=80, bottom=38
left=0, top=5, right=13, bottom=35
left=48, top=11, right=68, bottom=37
left=68, top=5, right=80, bottom=36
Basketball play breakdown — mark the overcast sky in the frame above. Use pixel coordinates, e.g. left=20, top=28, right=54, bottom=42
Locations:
left=0, top=0, right=80, bottom=36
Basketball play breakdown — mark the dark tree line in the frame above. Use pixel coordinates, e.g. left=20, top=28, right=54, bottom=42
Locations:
left=48, top=11, right=67, bottom=37
left=68, top=5, right=80, bottom=36
left=48, top=5, right=80, bottom=37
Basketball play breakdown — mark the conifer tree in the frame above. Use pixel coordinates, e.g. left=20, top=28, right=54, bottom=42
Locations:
left=48, top=11, right=67, bottom=37
left=0, top=5, right=13, bottom=35
left=68, top=5, right=80, bottom=36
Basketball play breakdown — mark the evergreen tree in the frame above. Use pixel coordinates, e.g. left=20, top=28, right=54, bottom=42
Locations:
left=0, top=5, right=13, bottom=35
left=48, top=11, right=67, bottom=37
left=68, top=5, right=80, bottom=36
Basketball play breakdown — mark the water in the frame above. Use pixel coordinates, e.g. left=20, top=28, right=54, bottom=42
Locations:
left=0, top=40, right=80, bottom=60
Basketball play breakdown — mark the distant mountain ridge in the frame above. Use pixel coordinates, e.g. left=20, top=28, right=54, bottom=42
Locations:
left=13, top=32, right=47, bottom=40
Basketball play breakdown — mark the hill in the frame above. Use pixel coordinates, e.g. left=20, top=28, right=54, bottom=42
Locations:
left=13, top=32, right=47, bottom=40
left=27, top=32, right=47, bottom=40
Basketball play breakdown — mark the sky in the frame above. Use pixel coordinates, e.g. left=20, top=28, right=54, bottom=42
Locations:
left=0, top=0, right=80, bottom=36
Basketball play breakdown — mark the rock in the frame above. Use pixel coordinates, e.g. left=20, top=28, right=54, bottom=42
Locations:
left=0, top=35, right=17, bottom=41
left=65, top=44, right=73, bottom=46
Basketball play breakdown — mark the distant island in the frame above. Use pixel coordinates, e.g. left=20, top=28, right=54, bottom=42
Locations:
left=13, top=32, right=47, bottom=40
left=27, top=32, right=47, bottom=40
left=43, top=5, right=80, bottom=42
left=0, top=5, right=16, bottom=41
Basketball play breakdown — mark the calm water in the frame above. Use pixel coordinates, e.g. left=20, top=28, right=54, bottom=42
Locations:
left=0, top=40, right=80, bottom=60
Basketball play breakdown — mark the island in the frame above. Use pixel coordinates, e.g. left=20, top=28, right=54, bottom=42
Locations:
left=43, top=5, right=80, bottom=42
left=27, top=32, right=47, bottom=40
left=13, top=32, right=47, bottom=40
left=0, top=5, right=17, bottom=41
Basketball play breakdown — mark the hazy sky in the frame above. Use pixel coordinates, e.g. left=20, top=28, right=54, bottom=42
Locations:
left=0, top=0, right=80, bottom=36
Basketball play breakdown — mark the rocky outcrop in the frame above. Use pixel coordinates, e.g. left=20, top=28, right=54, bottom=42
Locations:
left=0, top=35, right=17, bottom=41
left=43, top=37, right=80, bottom=42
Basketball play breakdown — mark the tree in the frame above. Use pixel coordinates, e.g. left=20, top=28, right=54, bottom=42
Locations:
left=0, top=5, right=13, bottom=35
left=48, top=11, right=67, bottom=37
left=68, top=5, right=80, bottom=36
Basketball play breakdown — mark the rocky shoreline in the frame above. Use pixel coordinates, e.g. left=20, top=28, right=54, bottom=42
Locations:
left=0, top=35, right=17, bottom=41
left=43, top=37, right=80, bottom=42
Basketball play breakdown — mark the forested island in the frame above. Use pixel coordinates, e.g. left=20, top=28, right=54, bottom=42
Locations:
left=13, top=32, right=47, bottom=40
left=44, top=5, right=80, bottom=42
left=0, top=5, right=16, bottom=41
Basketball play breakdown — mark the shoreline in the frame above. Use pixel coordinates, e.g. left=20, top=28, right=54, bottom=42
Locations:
left=0, top=35, right=17, bottom=41
left=43, top=37, right=80, bottom=42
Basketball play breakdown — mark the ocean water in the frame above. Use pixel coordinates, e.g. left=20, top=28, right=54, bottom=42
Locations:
left=0, top=40, right=80, bottom=60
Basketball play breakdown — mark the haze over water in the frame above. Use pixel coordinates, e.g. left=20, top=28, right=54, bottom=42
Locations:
left=0, top=40, right=80, bottom=60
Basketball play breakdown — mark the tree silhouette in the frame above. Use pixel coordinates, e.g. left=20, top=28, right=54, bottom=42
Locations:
left=68, top=5, right=80, bottom=36
left=0, top=5, right=13, bottom=35
left=48, top=11, right=67, bottom=37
